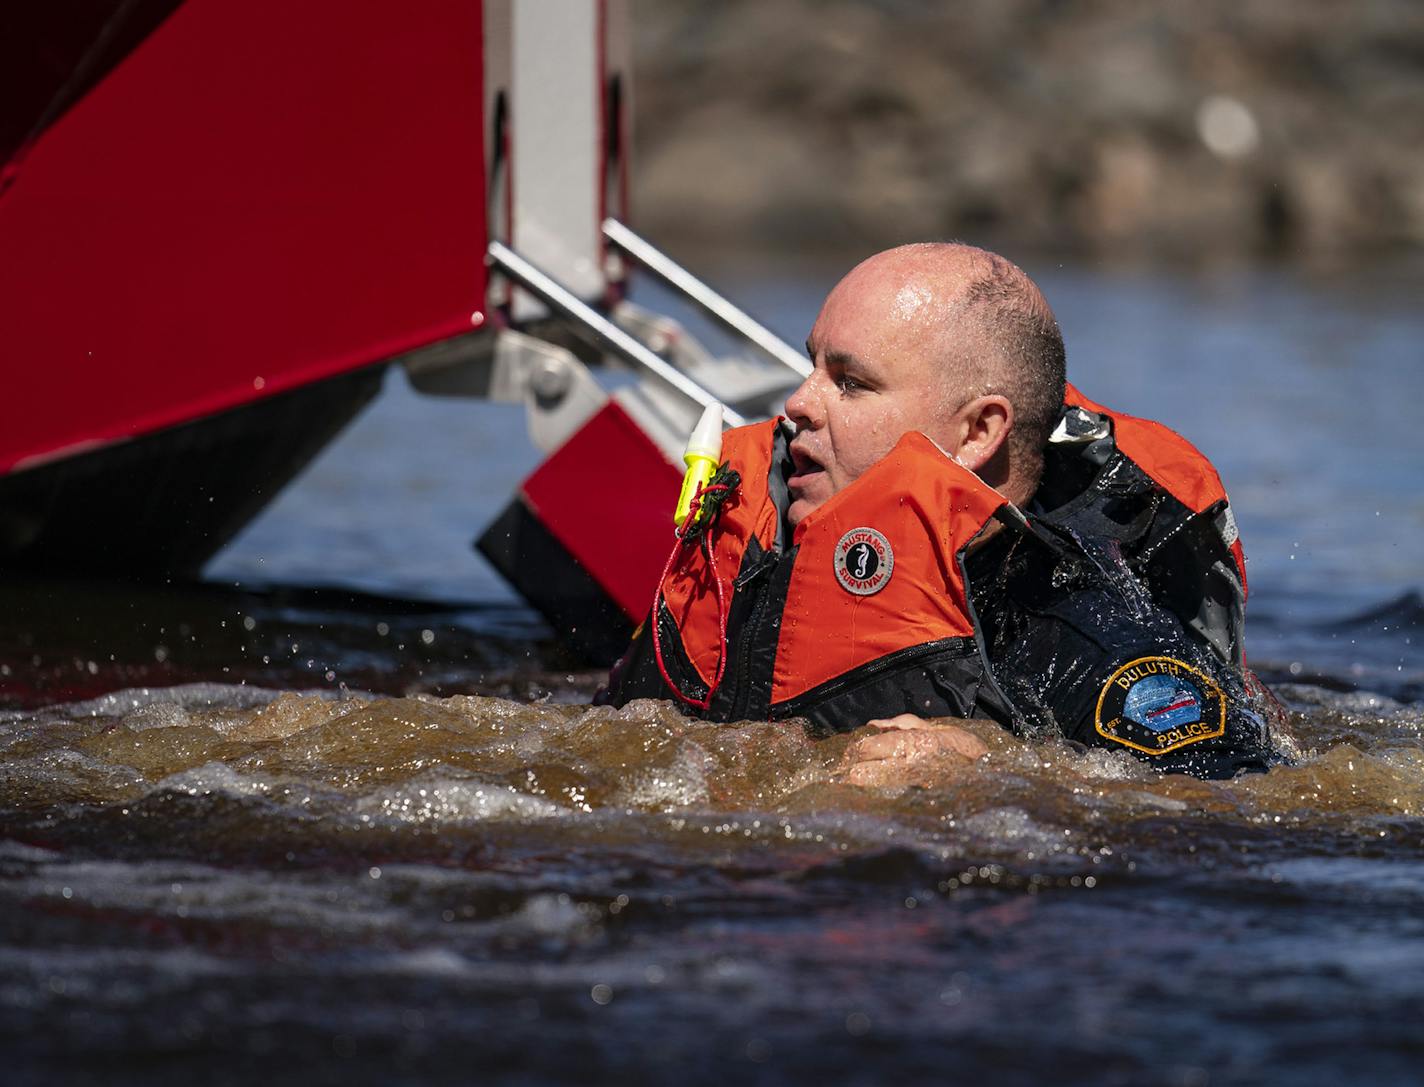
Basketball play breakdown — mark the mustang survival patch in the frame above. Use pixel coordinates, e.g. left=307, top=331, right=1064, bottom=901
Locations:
left=1094, top=656, right=1226, bottom=755
left=834, top=527, right=894, bottom=596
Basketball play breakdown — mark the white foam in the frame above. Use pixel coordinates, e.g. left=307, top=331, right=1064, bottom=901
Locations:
left=153, top=760, right=273, bottom=799
left=122, top=701, right=194, bottom=731
left=621, top=743, right=711, bottom=809
left=355, top=775, right=562, bottom=825
left=958, top=807, right=1064, bottom=852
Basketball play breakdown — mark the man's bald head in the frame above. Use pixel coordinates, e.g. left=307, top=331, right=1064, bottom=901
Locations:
left=833, top=243, right=1065, bottom=478
left=788, top=243, right=1065, bottom=523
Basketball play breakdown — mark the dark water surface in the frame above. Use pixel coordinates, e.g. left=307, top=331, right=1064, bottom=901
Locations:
left=2, top=258, right=1421, bottom=1085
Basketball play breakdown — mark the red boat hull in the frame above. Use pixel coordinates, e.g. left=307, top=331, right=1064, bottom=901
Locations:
left=1, top=0, right=489, bottom=476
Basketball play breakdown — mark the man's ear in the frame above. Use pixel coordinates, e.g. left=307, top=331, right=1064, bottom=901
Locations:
left=951, top=394, right=1014, bottom=472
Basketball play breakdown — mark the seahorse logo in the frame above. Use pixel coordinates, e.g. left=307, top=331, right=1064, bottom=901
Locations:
left=834, top=528, right=894, bottom=596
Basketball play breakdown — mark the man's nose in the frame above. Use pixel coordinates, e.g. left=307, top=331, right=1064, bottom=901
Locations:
left=785, top=372, right=825, bottom=429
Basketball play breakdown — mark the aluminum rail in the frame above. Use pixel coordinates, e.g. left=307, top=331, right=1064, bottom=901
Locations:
left=601, top=218, right=812, bottom=379
left=488, top=240, right=747, bottom=428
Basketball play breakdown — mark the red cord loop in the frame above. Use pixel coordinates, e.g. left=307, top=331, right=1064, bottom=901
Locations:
left=650, top=480, right=733, bottom=710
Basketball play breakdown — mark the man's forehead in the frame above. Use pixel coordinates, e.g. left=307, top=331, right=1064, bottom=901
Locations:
left=886, top=279, right=938, bottom=322
left=827, top=257, right=968, bottom=327
left=809, top=271, right=959, bottom=364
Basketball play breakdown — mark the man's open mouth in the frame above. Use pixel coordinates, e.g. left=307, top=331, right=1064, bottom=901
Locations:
left=788, top=445, right=825, bottom=488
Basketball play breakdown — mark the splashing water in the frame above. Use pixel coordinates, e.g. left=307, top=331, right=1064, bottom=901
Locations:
left=3, top=676, right=1423, bottom=1085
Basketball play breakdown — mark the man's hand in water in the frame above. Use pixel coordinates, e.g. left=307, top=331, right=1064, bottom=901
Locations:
left=838, top=714, right=988, bottom=787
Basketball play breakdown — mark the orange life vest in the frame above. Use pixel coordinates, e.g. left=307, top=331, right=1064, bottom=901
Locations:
left=608, top=419, right=1021, bottom=729
left=604, top=395, right=1265, bottom=775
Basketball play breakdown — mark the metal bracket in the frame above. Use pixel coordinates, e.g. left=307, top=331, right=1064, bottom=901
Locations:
left=401, top=329, right=607, bottom=455
left=487, top=240, right=747, bottom=427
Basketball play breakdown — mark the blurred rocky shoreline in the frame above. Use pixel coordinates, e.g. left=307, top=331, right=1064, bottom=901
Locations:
left=631, top=1, right=1424, bottom=261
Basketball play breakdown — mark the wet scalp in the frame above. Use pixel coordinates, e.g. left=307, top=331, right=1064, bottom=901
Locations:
left=855, top=242, right=1066, bottom=483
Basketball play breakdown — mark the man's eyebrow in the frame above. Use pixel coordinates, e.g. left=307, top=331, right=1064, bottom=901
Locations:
left=824, top=349, right=873, bottom=373
left=804, top=342, right=878, bottom=375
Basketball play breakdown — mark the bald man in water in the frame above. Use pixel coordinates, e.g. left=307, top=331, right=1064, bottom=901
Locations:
left=786, top=243, right=1065, bottom=782
left=604, top=241, right=1273, bottom=780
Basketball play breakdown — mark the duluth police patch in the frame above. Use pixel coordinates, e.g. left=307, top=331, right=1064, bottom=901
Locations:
left=1094, top=656, right=1226, bottom=755
left=834, top=527, right=894, bottom=596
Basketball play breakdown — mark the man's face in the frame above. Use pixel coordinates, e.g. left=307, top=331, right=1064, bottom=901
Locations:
left=785, top=264, right=966, bottom=527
